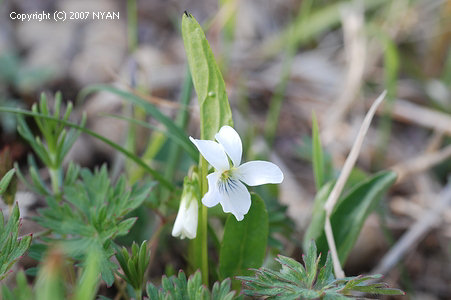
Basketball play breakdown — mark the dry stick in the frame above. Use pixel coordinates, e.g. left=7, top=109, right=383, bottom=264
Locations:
left=372, top=181, right=451, bottom=275
left=391, top=143, right=451, bottom=183
left=388, top=98, right=451, bottom=136
left=323, top=91, right=386, bottom=279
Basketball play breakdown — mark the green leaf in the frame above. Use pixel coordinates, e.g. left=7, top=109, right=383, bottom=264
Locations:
left=315, top=252, right=334, bottom=289
left=312, top=112, right=324, bottom=190
left=315, top=171, right=397, bottom=264
left=181, top=12, right=233, bottom=140
left=0, top=168, right=15, bottom=196
left=303, top=181, right=334, bottom=252
left=304, top=240, right=319, bottom=288
left=349, top=284, right=405, bottom=295
left=219, top=193, right=269, bottom=284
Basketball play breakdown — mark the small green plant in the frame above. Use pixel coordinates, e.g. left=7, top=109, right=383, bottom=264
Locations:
left=238, top=241, right=404, bottom=299
left=116, top=240, right=150, bottom=300
left=35, top=165, right=154, bottom=286
left=146, top=270, right=237, bottom=300
left=16, top=92, right=86, bottom=195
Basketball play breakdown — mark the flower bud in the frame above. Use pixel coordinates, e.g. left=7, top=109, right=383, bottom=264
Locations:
left=172, top=167, right=200, bottom=239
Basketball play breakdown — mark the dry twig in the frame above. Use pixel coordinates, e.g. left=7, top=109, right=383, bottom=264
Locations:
left=391, top=144, right=451, bottom=183
left=324, top=91, right=386, bottom=278
left=386, top=98, right=451, bottom=136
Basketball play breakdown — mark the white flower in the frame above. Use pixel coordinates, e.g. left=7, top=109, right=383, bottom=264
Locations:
left=172, top=188, right=198, bottom=239
left=189, top=125, right=284, bottom=221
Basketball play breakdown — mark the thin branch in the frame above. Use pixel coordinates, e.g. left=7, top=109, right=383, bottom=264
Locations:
left=323, top=91, right=386, bottom=278
left=386, top=98, right=451, bottom=136
left=391, top=143, right=451, bottom=183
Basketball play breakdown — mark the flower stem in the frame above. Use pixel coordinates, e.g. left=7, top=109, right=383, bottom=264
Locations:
left=200, top=157, right=209, bottom=285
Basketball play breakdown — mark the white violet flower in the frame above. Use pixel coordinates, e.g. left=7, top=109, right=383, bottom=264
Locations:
left=190, top=125, right=284, bottom=221
left=172, top=178, right=199, bottom=239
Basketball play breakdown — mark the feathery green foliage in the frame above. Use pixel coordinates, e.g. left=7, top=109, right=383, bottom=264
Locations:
left=0, top=204, right=32, bottom=281
left=146, top=270, right=237, bottom=300
left=238, top=240, right=404, bottom=299
left=35, top=165, right=154, bottom=286
left=16, top=92, right=85, bottom=195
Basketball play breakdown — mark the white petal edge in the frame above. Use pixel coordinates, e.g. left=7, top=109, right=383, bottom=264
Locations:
left=202, top=172, right=221, bottom=207
left=183, top=199, right=198, bottom=239
left=236, top=160, right=284, bottom=186
left=171, top=207, right=185, bottom=238
left=189, top=137, right=229, bottom=171
left=215, top=125, right=242, bottom=167
left=172, top=197, right=198, bottom=239
left=218, top=179, right=251, bottom=221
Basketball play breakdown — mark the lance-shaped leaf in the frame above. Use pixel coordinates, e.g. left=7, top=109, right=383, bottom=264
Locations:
left=307, top=170, right=397, bottom=264
left=181, top=12, right=233, bottom=140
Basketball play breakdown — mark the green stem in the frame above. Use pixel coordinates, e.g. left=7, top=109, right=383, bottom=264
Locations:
left=134, top=288, right=142, bottom=300
left=200, top=157, right=209, bottom=285
left=48, top=167, right=61, bottom=197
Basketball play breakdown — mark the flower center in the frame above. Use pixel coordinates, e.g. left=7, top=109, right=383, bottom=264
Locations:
left=218, top=168, right=238, bottom=194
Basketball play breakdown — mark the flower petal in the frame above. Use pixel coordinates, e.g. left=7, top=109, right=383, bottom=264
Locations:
left=218, top=178, right=251, bottom=221
left=183, top=199, right=198, bottom=239
left=189, top=137, right=229, bottom=171
left=236, top=161, right=284, bottom=186
left=202, top=172, right=221, bottom=207
left=172, top=196, right=198, bottom=239
left=215, top=125, right=242, bottom=167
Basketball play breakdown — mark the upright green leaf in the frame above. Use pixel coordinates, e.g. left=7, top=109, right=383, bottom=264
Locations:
left=181, top=12, right=233, bottom=140
left=313, top=171, right=397, bottom=264
left=219, top=194, right=268, bottom=285
left=303, top=181, right=334, bottom=252
left=312, top=112, right=325, bottom=191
